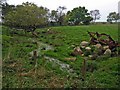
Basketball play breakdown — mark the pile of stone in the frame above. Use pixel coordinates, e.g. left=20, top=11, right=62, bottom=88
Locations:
left=71, top=32, right=120, bottom=60
left=71, top=40, right=118, bottom=60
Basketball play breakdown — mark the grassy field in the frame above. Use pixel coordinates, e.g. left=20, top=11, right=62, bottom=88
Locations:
left=2, top=24, right=120, bottom=88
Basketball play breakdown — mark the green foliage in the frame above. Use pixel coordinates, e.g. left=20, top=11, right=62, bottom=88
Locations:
left=86, top=60, right=98, bottom=72
left=2, top=3, right=15, bottom=19
left=92, top=57, right=119, bottom=88
left=107, top=12, right=120, bottom=23
left=36, top=24, right=119, bottom=88
left=2, top=24, right=119, bottom=88
left=4, top=2, right=49, bottom=32
left=82, top=16, right=93, bottom=25
left=65, top=6, right=92, bottom=25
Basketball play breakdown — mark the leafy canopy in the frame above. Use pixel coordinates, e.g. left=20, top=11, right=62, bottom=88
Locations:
left=4, top=2, right=49, bottom=31
left=66, top=6, right=92, bottom=25
left=107, top=12, right=120, bottom=23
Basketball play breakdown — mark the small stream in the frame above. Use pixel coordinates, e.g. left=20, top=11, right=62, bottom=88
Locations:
left=44, top=56, right=74, bottom=74
left=29, top=38, right=77, bottom=75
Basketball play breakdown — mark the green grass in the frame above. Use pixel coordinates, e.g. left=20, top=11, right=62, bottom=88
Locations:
left=2, top=24, right=119, bottom=88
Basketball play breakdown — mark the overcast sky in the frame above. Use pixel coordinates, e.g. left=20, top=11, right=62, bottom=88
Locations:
left=7, top=0, right=120, bottom=22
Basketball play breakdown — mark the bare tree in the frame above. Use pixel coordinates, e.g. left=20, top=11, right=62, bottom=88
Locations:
left=90, top=10, right=100, bottom=23
left=57, top=6, right=67, bottom=25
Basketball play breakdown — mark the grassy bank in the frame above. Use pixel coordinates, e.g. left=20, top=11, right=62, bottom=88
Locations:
left=2, top=24, right=119, bottom=88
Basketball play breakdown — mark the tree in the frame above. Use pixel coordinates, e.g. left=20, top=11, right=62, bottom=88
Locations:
left=0, top=0, right=7, bottom=22
left=49, top=6, right=66, bottom=26
left=107, top=12, right=120, bottom=23
left=90, top=10, right=100, bottom=23
left=49, top=10, right=58, bottom=26
left=0, top=0, right=6, bottom=6
left=57, top=6, right=66, bottom=25
left=82, top=16, right=93, bottom=25
left=4, top=2, right=49, bottom=36
left=2, top=3, right=15, bottom=21
left=66, top=6, right=92, bottom=25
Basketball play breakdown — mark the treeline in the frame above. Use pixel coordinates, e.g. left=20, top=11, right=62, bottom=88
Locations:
left=1, top=2, right=120, bottom=33
left=2, top=2, right=94, bottom=26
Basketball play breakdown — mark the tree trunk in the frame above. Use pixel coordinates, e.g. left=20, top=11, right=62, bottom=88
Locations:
left=31, top=27, right=38, bottom=37
left=32, top=31, right=38, bottom=37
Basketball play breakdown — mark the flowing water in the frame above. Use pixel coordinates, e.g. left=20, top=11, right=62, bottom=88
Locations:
left=29, top=38, right=77, bottom=75
left=44, top=56, right=74, bottom=74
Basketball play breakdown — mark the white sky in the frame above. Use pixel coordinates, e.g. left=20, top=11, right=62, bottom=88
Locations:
left=7, top=0, right=120, bottom=22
